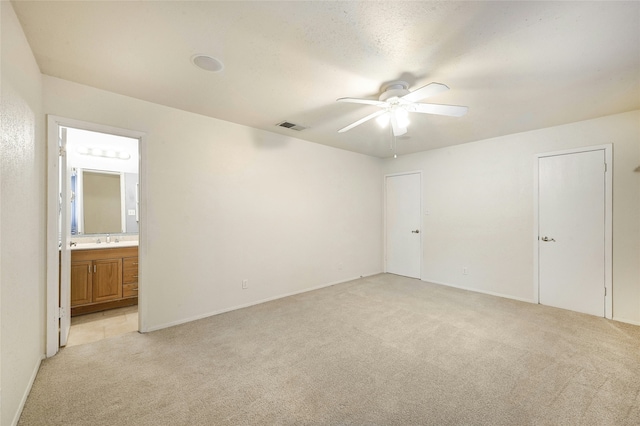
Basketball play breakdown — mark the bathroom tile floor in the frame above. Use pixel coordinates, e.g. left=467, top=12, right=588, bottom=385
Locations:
left=66, top=305, right=138, bottom=347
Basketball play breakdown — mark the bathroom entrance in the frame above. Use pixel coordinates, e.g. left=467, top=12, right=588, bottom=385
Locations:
left=46, top=116, right=146, bottom=356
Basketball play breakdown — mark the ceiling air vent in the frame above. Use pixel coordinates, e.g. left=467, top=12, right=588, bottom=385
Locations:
left=276, top=121, right=306, bottom=131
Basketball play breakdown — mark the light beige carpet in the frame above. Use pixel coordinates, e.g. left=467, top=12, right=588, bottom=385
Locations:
left=19, top=274, right=640, bottom=425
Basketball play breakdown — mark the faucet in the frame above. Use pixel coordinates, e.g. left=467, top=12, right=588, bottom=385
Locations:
left=106, top=233, right=111, bottom=243
left=96, top=238, right=101, bottom=244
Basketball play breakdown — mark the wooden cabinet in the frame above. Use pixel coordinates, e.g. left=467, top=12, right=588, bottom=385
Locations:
left=123, top=257, right=139, bottom=297
left=92, top=258, right=123, bottom=302
left=71, top=260, right=92, bottom=306
left=71, top=258, right=122, bottom=305
left=70, top=246, right=138, bottom=316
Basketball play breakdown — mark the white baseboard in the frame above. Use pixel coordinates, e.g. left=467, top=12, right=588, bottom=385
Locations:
left=144, top=271, right=382, bottom=333
left=422, top=278, right=536, bottom=304
left=423, top=279, right=640, bottom=326
left=612, top=317, right=640, bottom=326
left=11, top=355, right=43, bottom=426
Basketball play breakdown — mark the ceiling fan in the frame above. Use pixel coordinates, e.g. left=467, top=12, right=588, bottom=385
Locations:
left=337, top=81, right=468, bottom=136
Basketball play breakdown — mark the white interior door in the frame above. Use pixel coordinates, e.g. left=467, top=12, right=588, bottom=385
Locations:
left=59, top=127, right=72, bottom=346
left=386, top=173, right=421, bottom=278
left=538, top=150, right=606, bottom=317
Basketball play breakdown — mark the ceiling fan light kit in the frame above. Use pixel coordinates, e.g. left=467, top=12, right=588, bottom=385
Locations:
left=337, top=81, right=468, bottom=137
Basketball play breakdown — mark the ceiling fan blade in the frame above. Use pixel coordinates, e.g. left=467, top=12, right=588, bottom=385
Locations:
left=390, top=113, right=407, bottom=137
left=401, top=82, right=449, bottom=102
left=337, top=97, right=386, bottom=107
left=412, top=103, right=468, bottom=117
left=338, top=110, right=387, bottom=133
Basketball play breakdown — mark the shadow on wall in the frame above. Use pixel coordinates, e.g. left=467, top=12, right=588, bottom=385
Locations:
left=250, top=127, right=291, bottom=150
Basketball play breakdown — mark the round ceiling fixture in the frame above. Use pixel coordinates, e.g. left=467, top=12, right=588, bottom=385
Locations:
left=191, top=54, right=224, bottom=72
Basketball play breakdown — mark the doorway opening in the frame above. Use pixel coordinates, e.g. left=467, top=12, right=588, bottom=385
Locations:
left=46, top=116, right=146, bottom=357
left=67, top=306, right=138, bottom=347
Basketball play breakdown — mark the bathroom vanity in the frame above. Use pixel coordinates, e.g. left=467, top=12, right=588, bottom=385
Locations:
left=70, top=244, right=138, bottom=316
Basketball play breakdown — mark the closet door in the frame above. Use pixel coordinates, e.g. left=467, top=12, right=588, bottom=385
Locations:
left=538, top=149, right=606, bottom=317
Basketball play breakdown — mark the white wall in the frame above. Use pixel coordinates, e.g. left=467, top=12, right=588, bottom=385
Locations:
left=0, top=2, right=47, bottom=425
left=43, top=76, right=383, bottom=331
left=383, top=110, right=640, bottom=324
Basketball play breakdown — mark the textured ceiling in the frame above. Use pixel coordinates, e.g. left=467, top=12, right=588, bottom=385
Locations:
left=12, top=1, right=640, bottom=158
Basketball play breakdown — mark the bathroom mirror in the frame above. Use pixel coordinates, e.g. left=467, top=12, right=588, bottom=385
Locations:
left=83, top=170, right=122, bottom=234
left=72, top=169, right=139, bottom=236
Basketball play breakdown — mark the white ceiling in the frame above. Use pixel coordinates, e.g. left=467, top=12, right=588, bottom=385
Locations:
left=12, top=1, right=640, bottom=158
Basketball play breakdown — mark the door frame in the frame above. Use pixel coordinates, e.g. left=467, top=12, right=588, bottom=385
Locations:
left=383, top=171, right=423, bottom=278
left=533, top=144, right=612, bottom=319
left=46, top=115, right=147, bottom=357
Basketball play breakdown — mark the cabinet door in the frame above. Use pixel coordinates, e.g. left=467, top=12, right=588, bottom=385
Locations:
left=92, top=258, right=123, bottom=302
left=71, top=260, right=92, bottom=306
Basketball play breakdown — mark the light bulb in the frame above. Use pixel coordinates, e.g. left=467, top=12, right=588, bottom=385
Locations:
left=396, top=108, right=410, bottom=128
left=118, top=152, right=131, bottom=160
left=376, top=113, right=389, bottom=128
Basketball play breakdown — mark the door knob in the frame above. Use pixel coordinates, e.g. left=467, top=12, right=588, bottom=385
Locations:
left=411, top=230, right=420, bottom=234
left=541, top=236, right=555, bottom=242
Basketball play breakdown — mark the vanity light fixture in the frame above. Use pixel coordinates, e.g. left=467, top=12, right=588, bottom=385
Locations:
left=77, top=146, right=131, bottom=160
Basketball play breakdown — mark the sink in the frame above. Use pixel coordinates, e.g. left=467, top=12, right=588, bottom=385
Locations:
left=70, top=240, right=139, bottom=250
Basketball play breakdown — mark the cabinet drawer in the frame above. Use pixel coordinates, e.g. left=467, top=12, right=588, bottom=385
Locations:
left=123, top=257, right=138, bottom=269
left=123, top=283, right=138, bottom=298
left=123, top=257, right=139, bottom=284
left=123, top=269, right=139, bottom=284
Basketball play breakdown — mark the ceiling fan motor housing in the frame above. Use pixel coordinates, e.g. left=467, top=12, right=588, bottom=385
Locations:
left=379, top=81, right=410, bottom=102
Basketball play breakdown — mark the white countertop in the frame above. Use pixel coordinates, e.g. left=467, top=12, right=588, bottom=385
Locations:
left=70, top=240, right=139, bottom=250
